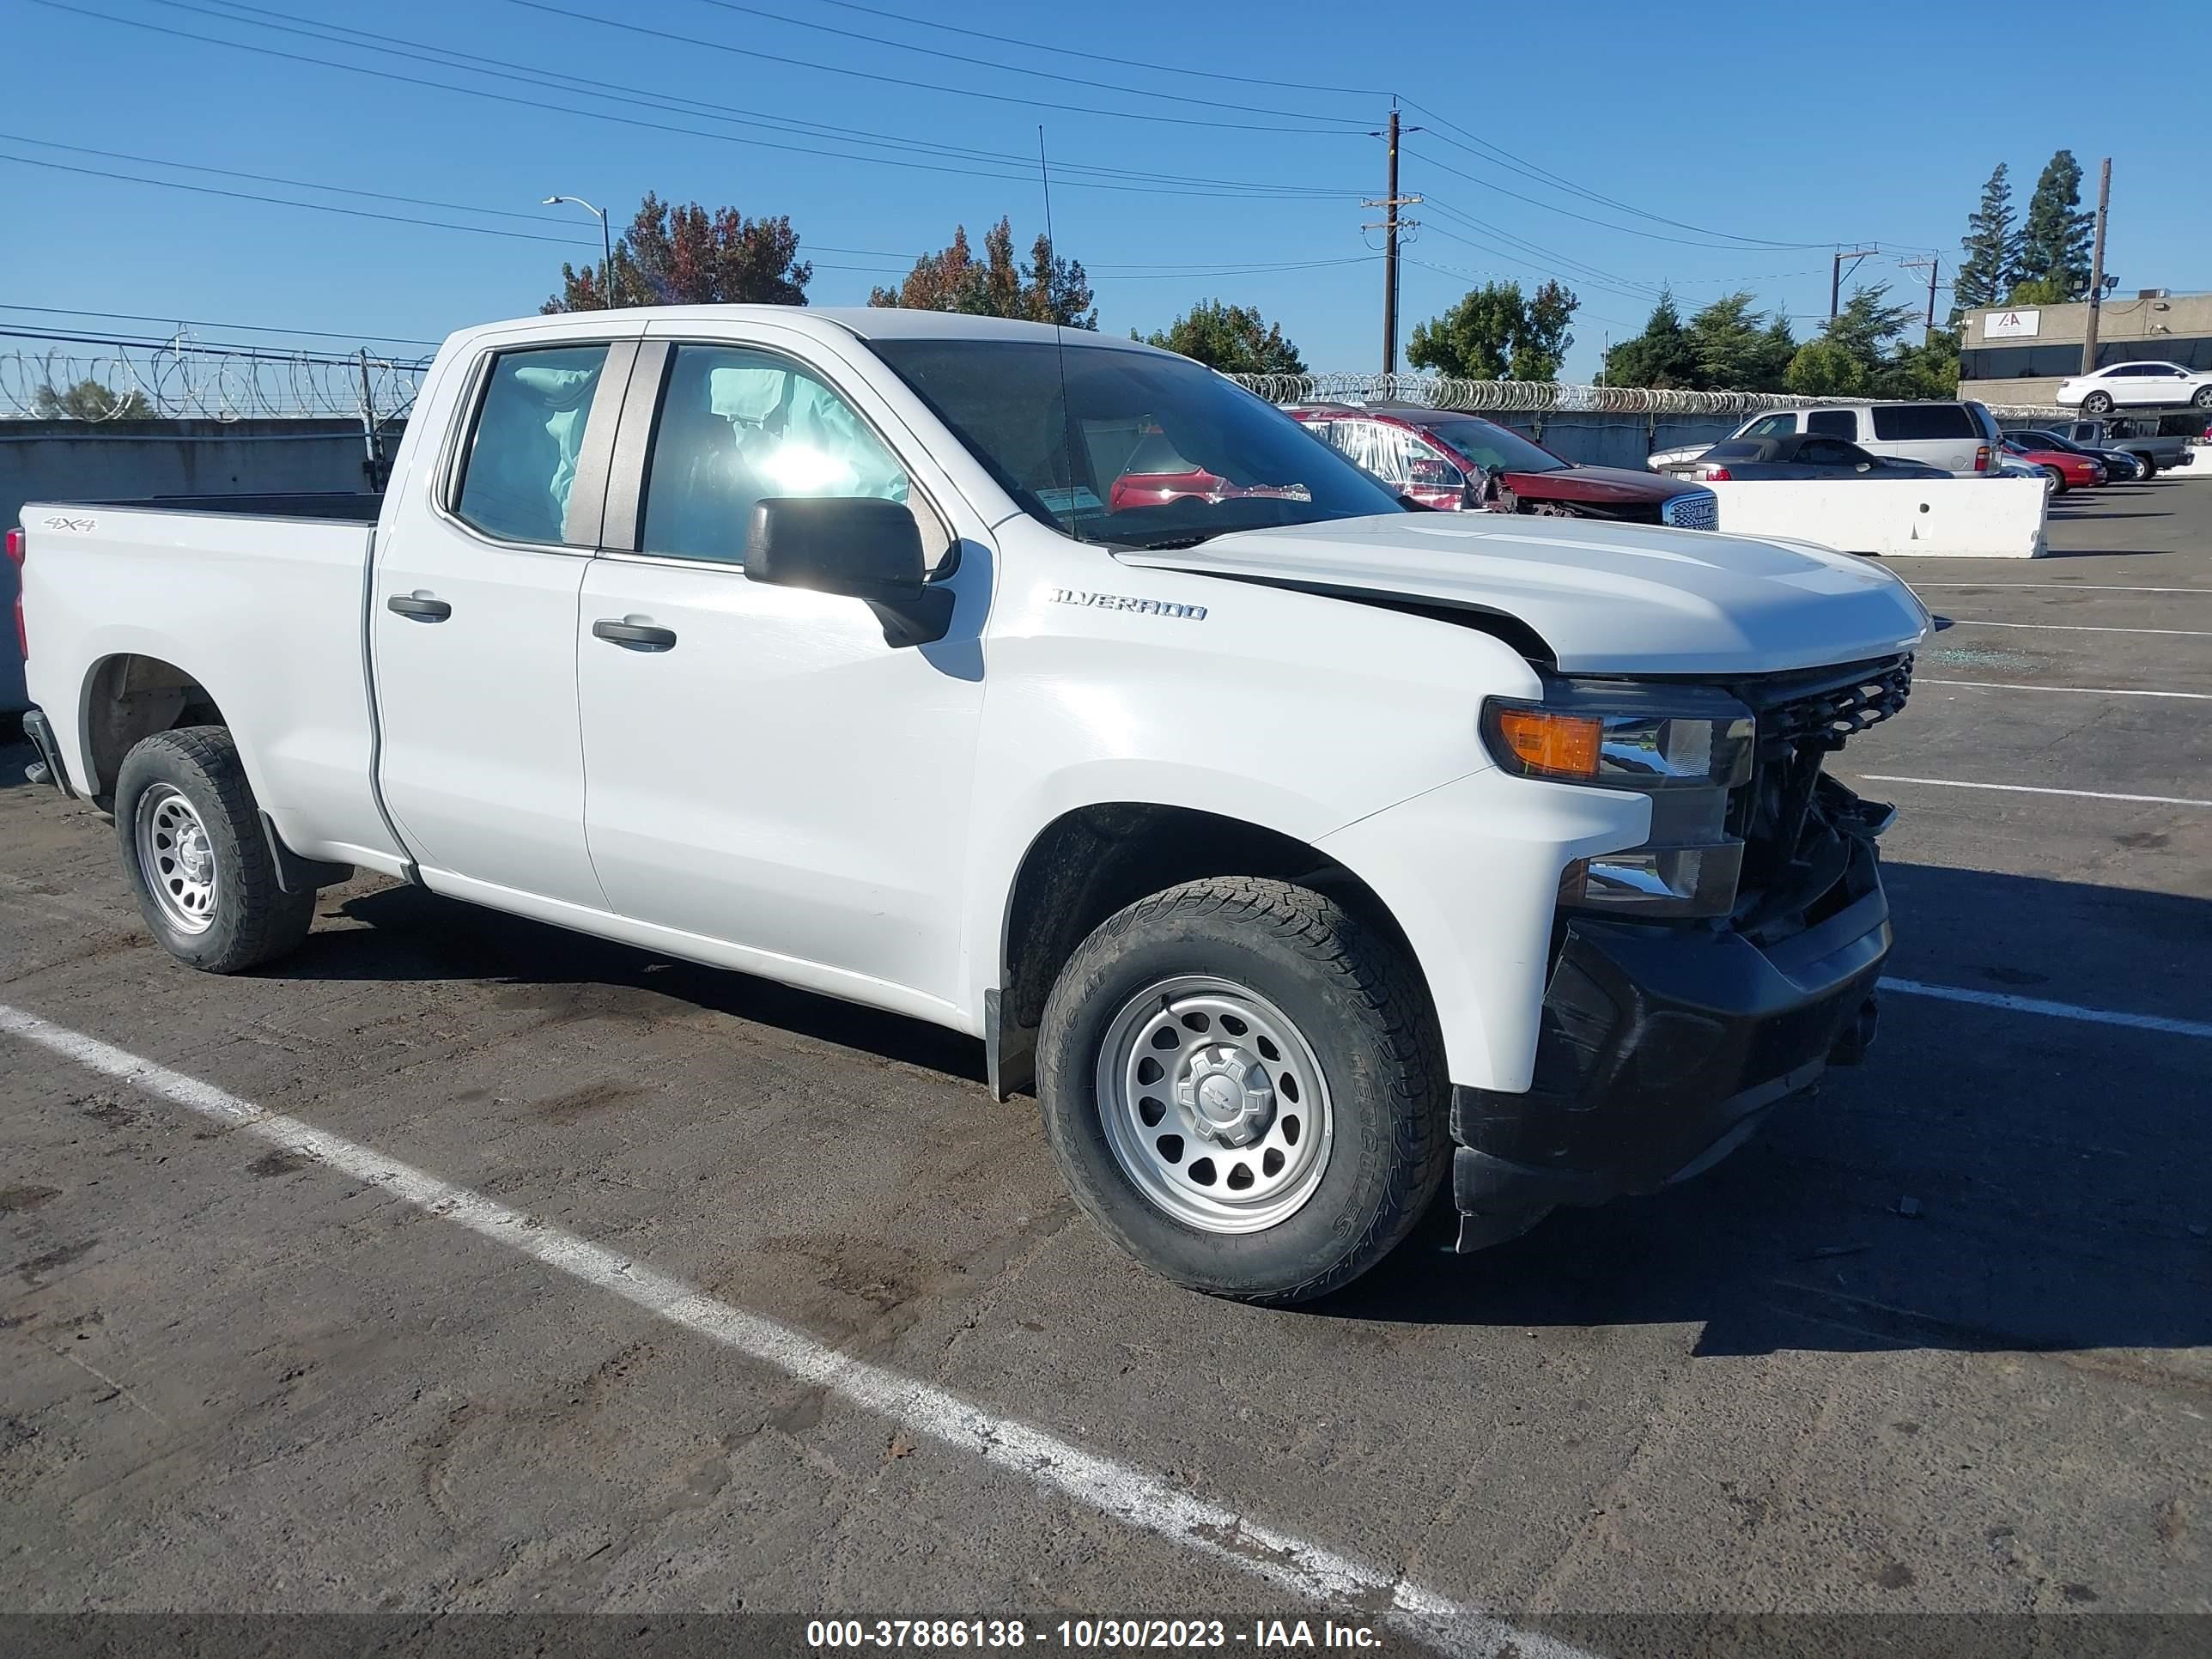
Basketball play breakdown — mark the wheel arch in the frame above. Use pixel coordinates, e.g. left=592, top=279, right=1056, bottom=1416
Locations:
left=985, top=800, right=1432, bottom=1101
left=77, top=652, right=228, bottom=805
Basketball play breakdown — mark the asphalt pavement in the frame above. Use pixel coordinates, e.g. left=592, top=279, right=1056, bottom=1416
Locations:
left=3, top=477, right=2208, bottom=1658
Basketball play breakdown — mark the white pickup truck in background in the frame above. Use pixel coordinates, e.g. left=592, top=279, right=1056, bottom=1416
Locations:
left=13, top=307, right=1930, bottom=1304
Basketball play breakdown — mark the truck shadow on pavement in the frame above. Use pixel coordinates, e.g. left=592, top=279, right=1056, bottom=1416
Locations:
left=281, top=863, right=2207, bottom=1361
left=1336, top=861, right=2211, bottom=1358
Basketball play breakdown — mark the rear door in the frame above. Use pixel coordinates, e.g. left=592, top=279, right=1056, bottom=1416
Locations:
left=372, top=327, right=639, bottom=907
left=573, top=327, right=988, bottom=1011
left=1865, top=404, right=1981, bottom=474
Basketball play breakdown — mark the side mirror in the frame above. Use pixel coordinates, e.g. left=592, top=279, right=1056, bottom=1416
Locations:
left=744, top=496, right=952, bottom=647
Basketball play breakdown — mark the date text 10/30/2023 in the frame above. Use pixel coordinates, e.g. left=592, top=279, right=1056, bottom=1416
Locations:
left=806, top=1619, right=1386, bottom=1650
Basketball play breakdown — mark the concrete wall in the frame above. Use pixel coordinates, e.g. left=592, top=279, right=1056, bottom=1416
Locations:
left=3, top=419, right=386, bottom=714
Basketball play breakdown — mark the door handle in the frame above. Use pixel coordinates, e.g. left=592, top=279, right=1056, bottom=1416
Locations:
left=592, top=618, right=678, bottom=652
left=387, top=593, right=453, bottom=623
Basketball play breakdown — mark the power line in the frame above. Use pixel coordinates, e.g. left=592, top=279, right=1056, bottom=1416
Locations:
left=0, top=151, right=908, bottom=272
left=500, top=0, right=1367, bottom=134
left=802, top=0, right=1388, bottom=97
left=36, top=3, right=1364, bottom=199
left=174, top=0, right=1350, bottom=198
left=682, top=0, right=1360, bottom=124
left=1397, top=97, right=1838, bottom=252
left=0, top=304, right=442, bottom=347
left=1408, top=144, right=1850, bottom=253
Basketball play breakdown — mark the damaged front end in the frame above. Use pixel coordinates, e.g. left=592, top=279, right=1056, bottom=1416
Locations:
left=1450, top=656, right=1913, bottom=1251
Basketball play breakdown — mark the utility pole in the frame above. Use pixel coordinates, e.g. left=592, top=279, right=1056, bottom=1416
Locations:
left=1363, top=105, right=1421, bottom=377
left=2081, top=156, right=2112, bottom=375
left=1899, top=255, right=1940, bottom=340
left=1830, top=246, right=1879, bottom=319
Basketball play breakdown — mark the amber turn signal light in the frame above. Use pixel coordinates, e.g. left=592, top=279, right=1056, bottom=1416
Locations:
left=1492, top=708, right=1602, bottom=780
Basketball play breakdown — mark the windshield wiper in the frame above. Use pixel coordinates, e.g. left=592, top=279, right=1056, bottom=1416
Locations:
left=1108, top=530, right=1221, bottom=551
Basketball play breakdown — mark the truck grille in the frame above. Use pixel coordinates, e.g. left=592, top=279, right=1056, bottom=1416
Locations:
left=1660, top=489, right=1718, bottom=532
left=1732, top=656, right=1913, bottom=926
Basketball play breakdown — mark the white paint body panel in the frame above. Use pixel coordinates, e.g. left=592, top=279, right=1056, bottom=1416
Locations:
left=19, top=305, right=1930, bottom=1094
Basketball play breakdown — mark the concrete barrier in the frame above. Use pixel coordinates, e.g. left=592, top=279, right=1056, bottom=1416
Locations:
left=1708, top=477, right=2047, bottom=559
left=2168, top=447, right=2212, bottom=480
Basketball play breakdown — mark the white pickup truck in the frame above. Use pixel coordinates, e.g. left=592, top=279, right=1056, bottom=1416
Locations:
left=12, top=307, right=1930, bottom=1304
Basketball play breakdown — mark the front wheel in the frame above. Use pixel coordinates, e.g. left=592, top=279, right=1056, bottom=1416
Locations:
left=115, top=726, right=314, bottom=972
left=1036, top=878, right=1449, bottom=1305
left=2082, top=391, right=2115, bottom=415
left=2041, top=465, right=2069, bottom=495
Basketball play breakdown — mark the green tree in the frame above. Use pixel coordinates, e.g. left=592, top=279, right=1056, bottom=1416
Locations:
left=1139, top=299, right=1304, bottom=374
left=32, top=379, right=154, bottom=419
left=2014, top=150, right=2094, bottom=300
left=1601, top=289, right=1697, bottom=388
left=870, top=217, right=1096, bottom=328
left=542, top=192, right=810, bottom=311
left=1407, top=280, right=1577, bottom=380
left=1952, top=162, right=2021, bottom=315
left=1823, top=284, right=1918, bottom=380
left=1876, top=328, right=1961, bottom=400
left=1784, top=338, right=1867, bottom=397
left=1683, top=291, right=1796, bottom=392
left=2001, top=273, right=2072, bottom=306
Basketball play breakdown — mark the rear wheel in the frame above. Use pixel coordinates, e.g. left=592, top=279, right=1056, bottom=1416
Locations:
left=2136, top=457, right=2158, bottom=479
left=115, top=726, right=314, bottom=972
left=2082, top=391, right=2115, bottom=415
left=2192, top=386, right=2212, bottom=410
left=1036, top=878, right=1449, bottom=1305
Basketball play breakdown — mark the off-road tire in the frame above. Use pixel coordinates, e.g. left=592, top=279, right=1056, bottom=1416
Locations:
left=115, top=726, right=314, bottom=972
left=1036, top=877, right=1449, bottom=1305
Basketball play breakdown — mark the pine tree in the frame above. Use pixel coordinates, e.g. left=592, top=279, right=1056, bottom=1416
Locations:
left=2014, top=151, right=2095, bottom=301
left=1952, top=163, right=2020, bottom=314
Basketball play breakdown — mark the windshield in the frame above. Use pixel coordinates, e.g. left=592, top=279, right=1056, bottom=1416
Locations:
left=867, top=338, right=1405, bottom=547
left=1416, top=414, right=1570, bottom=475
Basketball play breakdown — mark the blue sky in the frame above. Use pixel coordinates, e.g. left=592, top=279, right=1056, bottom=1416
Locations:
left=4, top=0, right=2207, bottom=383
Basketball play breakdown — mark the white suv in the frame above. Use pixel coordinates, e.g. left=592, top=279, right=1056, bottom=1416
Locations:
left=1649, top=402, right=1998, bottom=477
left=2055, top=361, right=2212, bottom=414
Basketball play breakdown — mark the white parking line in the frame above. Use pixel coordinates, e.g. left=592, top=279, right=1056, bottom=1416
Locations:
left=1917, top=678, right=2212, bottom=701
left=1856, top=775, right=2212, bottom=809
left=0, top=1002, right=1576, bottom=1659
left=1938, top=619, right=2212, bottom=637
left=1881, top=980, right=2212, bottom=1041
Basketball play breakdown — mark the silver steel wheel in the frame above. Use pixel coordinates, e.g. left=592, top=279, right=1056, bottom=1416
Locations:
left=134, top=782, right=219, bottom=935
left=1095, top=975, right=1334, bottom=1234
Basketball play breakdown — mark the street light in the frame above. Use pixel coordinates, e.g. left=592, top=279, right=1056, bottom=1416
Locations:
left=543, top=194, right=613, bottom=305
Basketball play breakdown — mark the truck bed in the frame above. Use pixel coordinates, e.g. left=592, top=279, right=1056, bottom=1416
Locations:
left=76, top=492, right=386, bottom=523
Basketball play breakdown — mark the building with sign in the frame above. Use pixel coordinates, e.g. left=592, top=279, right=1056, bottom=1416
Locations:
left=1960, top=289, right=2212, bottom=405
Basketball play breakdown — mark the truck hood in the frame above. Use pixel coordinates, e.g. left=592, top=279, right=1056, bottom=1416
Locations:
left=1116, top=512, right=1932, bottom=676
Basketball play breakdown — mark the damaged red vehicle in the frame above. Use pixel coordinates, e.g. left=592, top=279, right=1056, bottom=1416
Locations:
left=1287, top=401, right=1717, bottom=529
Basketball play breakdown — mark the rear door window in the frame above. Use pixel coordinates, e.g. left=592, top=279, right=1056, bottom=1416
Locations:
left=1805, top=410, right=1857, bottom=440
left=1744, top=413, right=1798, bottom=440
left=453, top=343, right=615, bottom=545
left=1869, top=404, right=1975, bottom=441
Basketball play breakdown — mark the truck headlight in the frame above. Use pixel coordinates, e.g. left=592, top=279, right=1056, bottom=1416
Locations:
left=1483, top=690, right=1756, bottom=919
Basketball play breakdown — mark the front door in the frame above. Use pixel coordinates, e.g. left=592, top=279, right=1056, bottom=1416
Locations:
left=575, top=337, right=987, bottom=1011
left=373, top=336, right=632, bottom=908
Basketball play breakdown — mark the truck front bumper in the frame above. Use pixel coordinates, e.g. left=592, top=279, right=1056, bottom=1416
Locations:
left=1447, top=831, right=1889, bottom=1249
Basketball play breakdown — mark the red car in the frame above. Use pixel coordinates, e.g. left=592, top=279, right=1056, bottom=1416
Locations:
left=1287, top=401, right=1717, bottom=528
left=1106, top=430, right=1312, bottom=514
left=2001, top=438, right=2106, bottom=495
